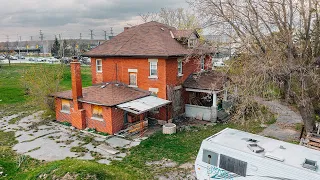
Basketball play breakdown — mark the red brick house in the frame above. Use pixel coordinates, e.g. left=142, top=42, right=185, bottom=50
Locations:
left=52, top=21, right=214, bottom=135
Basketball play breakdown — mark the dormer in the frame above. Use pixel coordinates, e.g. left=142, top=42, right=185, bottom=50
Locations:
left=172, top=30, right=200, bottom=48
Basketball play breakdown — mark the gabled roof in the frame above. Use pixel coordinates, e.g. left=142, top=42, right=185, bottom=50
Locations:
left=173, top=30, right=200, bottom=39
left=84, top=21, right=193, bottom=58
left=183, top=70, right=228, bottom=91
left=51, top=83, right=150, bottom=106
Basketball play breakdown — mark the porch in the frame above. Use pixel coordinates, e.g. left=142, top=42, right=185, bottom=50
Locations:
left=115, top=96, right=171, bottom=137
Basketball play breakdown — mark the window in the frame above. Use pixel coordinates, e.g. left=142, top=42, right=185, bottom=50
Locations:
left=129, top=72, right=137, bottom=86
left=96, top=59, right=102, bottom=72
left=149, top=88, right=159, bottom=96
left=188, top=39, right=197, bottom=48
left=149, top=59, right=158, bottom=78
left=61, top=99, right=70, bottom=112
left=200, top=57, right=205, bottom=70
left=178, top=59, right=183, bottom=76
left=92, top=105, right=103, bottom=120
left=219, top=154, right=247, bottom=177
left=202, top=149, right=219, bottom=166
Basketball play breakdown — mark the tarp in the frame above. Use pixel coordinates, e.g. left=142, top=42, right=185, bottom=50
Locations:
left=116, top=96, right=171, bottom=115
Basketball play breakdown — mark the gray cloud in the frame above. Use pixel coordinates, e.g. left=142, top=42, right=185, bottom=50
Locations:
left=0, top=0, right=188, bottom=41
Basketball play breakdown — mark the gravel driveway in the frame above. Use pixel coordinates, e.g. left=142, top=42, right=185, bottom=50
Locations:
left=256, top=97, right=303, bottom=142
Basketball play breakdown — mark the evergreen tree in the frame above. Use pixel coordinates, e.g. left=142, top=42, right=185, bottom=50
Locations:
left=51, top=37, right=60, bottom=56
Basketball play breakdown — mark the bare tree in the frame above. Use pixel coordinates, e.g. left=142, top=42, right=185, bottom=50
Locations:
left=140, top=8, right=201, bottom=30
left=191, top=0, right=320, bottom=133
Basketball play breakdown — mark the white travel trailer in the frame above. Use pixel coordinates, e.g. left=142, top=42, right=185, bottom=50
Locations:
left=195, top=128, right=320, bottom=180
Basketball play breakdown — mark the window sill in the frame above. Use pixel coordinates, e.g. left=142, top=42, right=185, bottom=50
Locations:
left=91, top=117, right=104, bottom=121
left=148, top=75, right=158, bottom=79
left=60, top=110, right=70, bottom=114
left=178, top=73, right=183, bottom=77
left=96, top=71, right=102, bottom=73
left=128, top=85, right=138, bottom=88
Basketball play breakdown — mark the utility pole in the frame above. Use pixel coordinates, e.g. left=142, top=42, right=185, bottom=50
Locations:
left=103, top=30, right=107, bottom=40
left=18, top=35, right=21, bottom=57
left=80, top=33, right=82, bottom=40
left=30, top=36, right=33, bottom=41
left=89, top=29, right=94, bottom=40
left=39, top=30, right=44, bottom=56
left=110, top=27, right=114, bottom=36
left=5, top=35, right=10, bottom=66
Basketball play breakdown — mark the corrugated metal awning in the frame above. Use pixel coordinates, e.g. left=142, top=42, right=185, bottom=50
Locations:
left=116, top=96, right=171, bottom=115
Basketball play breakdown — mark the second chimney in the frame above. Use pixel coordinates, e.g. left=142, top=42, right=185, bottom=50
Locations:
left=70, top=58, right=83, bottom=100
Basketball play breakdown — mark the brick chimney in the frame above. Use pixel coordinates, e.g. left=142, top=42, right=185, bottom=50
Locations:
left=124, top=27, right=130, bottom=31
left=70, top=58, right=82, bottom=100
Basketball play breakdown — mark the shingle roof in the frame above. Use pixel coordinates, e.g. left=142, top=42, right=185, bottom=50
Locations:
left=183, top=71, right=228, bottom=91
left=173, top=30, right=198, bottom=39
left=84, top=21, right=191, bottom=58
left=51, top=83, right=150, bottom=106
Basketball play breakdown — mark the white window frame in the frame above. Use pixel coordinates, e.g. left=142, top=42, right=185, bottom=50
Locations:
left=188, top=38, right=197, bottom=48
left=200, top=57, right=205, bottom=71
left=177, top=59, right=183, bottom=76
left=129, top=72, right=138, bottom=87
left=96, top=59, right=102, bottom=72
left=148, top=59, right=158, bottom=78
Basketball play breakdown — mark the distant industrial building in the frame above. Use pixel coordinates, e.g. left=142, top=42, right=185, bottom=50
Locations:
left=0, top=39, right=106, bottom=56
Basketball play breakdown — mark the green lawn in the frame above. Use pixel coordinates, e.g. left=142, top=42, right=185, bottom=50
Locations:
left=0, top=64, right=92, bottom=105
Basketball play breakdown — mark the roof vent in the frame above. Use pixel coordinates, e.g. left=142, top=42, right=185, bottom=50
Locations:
left=100, top=85, right=106, bottom=88
left=160, top=28, right=165, bottom=31
left=265, top=152, right=285, bottom=162
left=302, top=159, right=318, bottom=171
left=247, top=143, right=264, bottom=153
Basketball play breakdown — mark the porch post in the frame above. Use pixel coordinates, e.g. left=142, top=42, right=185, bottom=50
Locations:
left=212, top=92, right=217, bottom=108
left=140, top=114, right=144, bottom=137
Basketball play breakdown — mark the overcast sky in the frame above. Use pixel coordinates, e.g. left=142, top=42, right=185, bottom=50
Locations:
left=0, top=0, right=188, bottom=42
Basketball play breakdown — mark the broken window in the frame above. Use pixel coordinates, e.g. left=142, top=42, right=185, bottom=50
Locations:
left=129, top=72, right=137, bottom=86
left=96, top=59, right=102, bottom=72
left=61, top=99, right=70, bottom=112
left=202, top=149, right=219, bottom=166
left=92, top=105, right=103, bottom=120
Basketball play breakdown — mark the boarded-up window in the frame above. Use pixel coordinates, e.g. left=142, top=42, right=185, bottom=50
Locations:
left=202, top=149, right=218, bottom=166
left=61, top=99, right=70, bottom=111
left=92, top=105, right=103, bottom=119
left=129, top=72, right=137, bottom=86
left=219, top=154, right=247, bottom=177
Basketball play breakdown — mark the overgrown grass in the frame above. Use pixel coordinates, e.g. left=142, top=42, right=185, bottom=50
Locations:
left=0, top=64, right=92, bottom=105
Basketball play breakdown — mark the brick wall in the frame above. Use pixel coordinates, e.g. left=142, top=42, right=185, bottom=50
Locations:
left=55, top=97, right=125, bottom=135
left=55, top=98, right=73, bottom=123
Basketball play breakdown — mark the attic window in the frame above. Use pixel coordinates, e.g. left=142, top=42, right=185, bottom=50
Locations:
left=188, top=38, right=197, bottom=48
left=303, top=159, right=318, bottom=171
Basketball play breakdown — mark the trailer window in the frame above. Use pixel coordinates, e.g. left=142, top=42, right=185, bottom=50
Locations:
left=219, top=154, right=247, bottom=177
left=202, top=149, right=218, bottom=166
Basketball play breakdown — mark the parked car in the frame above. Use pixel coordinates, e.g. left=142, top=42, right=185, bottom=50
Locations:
left=61, top=57, right=71, bottom=64
left=18, top=55, right=25, bottom=59
left=9, top=56, right=18, bottom=60
left=28, top=57, right=35, bottom=61
left=48, top=57, right=59, bottom=63
left=0, top=55, right=5, bottom=60
left=213, top=61, right=225, bottom=67
left=80, top=57, right=91, bottom=65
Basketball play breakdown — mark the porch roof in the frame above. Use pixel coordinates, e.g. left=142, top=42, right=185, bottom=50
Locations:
left=116, top=96, right=171, bottom=115
left=183, top=70, right=228, bottom=91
